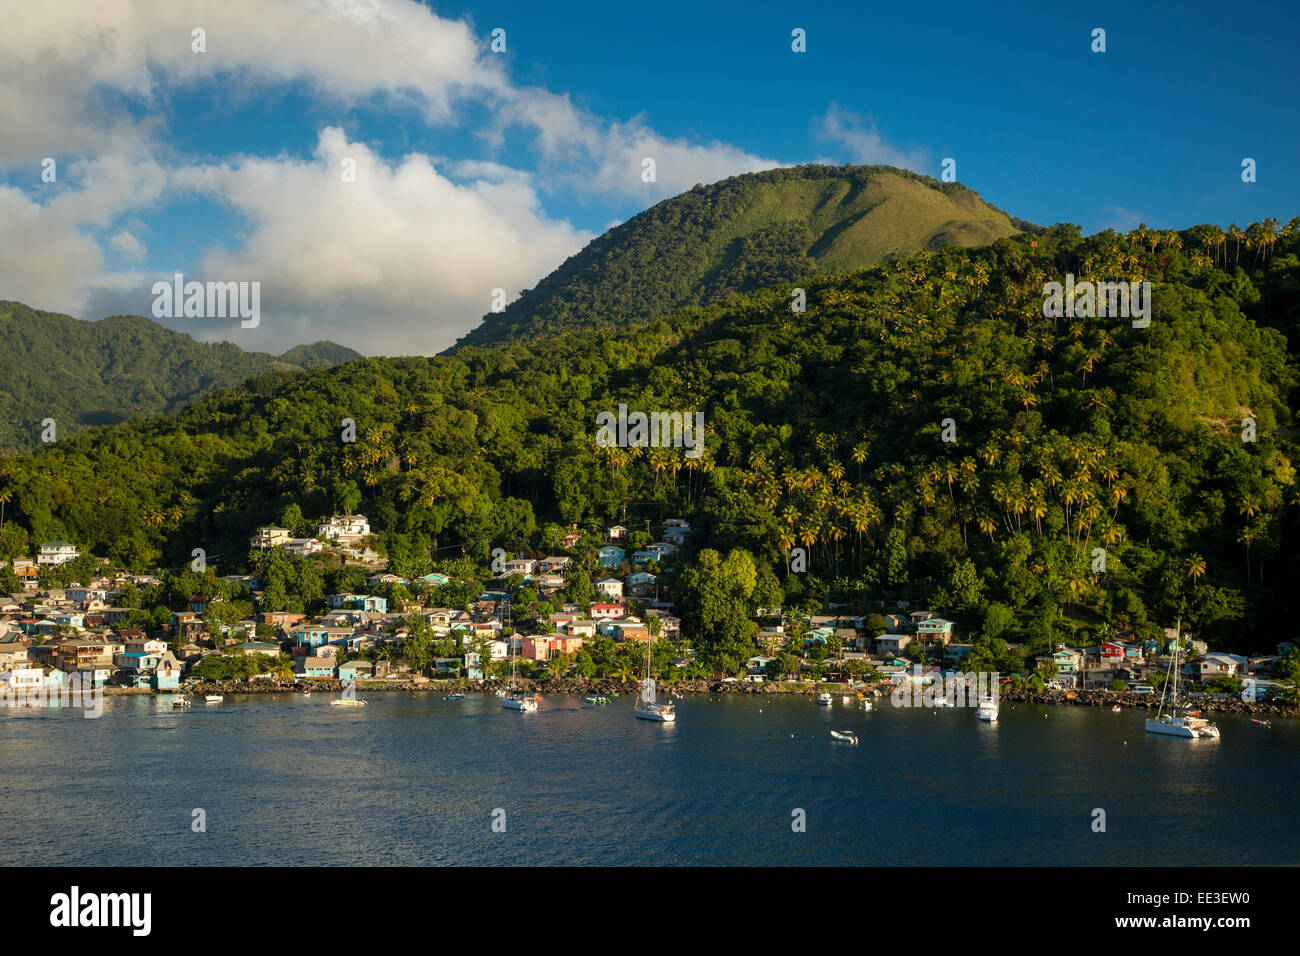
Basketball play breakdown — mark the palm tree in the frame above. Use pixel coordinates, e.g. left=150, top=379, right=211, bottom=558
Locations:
left=1227, top=224, right=1244, bottom=266
left=0, top=488, right=10, bottom=531
left=1186, top=555, right=1206, bottom=582
left=1237, top=527, right=1257, bottom=585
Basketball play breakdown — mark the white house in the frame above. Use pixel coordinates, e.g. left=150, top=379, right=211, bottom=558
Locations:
left=0, top=668, right=43, bottom=693
left=317, top=514, right=371, bottom=542
left=249, top=526, right=291, bottom=550
left=1199, top=653, right=1243, bottom=680
left=37, top=542, right=80, bottom=566
left=595, top=578, right=624, bottom=599
left=284, top=538, right=324, bottom=557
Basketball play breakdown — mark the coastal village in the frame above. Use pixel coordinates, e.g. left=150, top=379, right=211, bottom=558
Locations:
left=1, top=510, right=1295, bottom=710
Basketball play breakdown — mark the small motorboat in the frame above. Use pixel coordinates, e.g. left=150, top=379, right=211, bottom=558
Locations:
left=330, top=699, right=366, bottom=707
left=446, top=693, right=465, bottom=700
left=830, top=730, right=858, bottom=744
left=816, top=692, right=833, bottom=706
left=1251, top=718, right=1271, bottom=727
left=1112, top=705, right=1122, bottom=712
left=204, top=695, right=223, bottom=703
left=860, top=698, right=873, bottom=711
left=172, top=697, right=191, bottom=709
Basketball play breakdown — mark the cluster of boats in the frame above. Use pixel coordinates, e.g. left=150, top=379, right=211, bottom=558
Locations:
left=171, top=694, right=223, bottom=708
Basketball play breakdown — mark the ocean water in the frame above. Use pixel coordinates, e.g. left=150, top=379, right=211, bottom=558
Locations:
left=2, top=692, right=1296, bottom=866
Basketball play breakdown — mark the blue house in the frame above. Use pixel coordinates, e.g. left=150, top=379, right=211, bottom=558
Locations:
left=631, top=550, right=661, bottom=565
left=301, top=657, right=336, bottom=679
left=153, top=652, right=182, bottom=691
left=597, top=546, right=625, bottom=568
left=464, top=651, right=484, bottom=679
left=328, top=594, right=388, bottom=614
left=433, top=658, right=461, bottom=675
left=337, top=660, right=374, bottom=682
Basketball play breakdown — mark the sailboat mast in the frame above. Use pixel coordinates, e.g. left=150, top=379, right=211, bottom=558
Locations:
left=1172, top=617, right=1180, bottom=707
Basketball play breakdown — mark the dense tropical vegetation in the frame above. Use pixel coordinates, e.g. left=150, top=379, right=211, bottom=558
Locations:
left=2, top=204, right=1298, bottom=670
left=0, top=301, right=360, bottom=452
left=452, top=164, right=1024, bottom=349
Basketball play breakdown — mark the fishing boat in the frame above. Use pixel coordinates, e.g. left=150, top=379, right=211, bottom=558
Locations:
left=830, top=730, right=858, bottom=744
left=975, top=698, right=999, bottom=722
left=816, top=692, right=833, bottom=706
left=1145, top=620, right=1220, bottom=739
left=204, top=695, right=223, bottom=703
left=633, top=632, right=675, bottom=722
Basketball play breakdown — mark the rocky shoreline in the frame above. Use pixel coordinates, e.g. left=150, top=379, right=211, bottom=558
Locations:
left=998, top=686, right=1299, bottom=717
left=170, top=677, right=1298, bottom=718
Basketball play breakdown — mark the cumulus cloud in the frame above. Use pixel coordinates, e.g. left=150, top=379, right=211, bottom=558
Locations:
left=0, top=152, right=166, bottom=315
left=814, top=104, right=928, bottom=173
left=108, top=230, right=147, bottom=260
left=0, top=0, right=504, bottom=164
left=0, top=0, right=793, bottom=354
left=165, top=128, right=593, bottom=354
left=496, top=88, right=783, bottom=201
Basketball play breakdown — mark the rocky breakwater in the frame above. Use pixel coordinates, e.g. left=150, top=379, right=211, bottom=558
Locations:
left=1000, top=686, right=1299, bottom=717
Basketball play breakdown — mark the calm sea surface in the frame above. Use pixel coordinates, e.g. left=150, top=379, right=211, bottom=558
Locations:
left=2, top=692, right=1297, bottom=866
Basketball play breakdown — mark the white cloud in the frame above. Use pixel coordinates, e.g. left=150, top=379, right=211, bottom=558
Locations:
left=0, top=0, right=504, bottom=164
left=168, top=128, right=593, bottom=354
left=814, top=104, right=927, bottom=173
left=0, top=0, right=798, bottom=354
left=496, top=88, right=783, bottom=200
left=0, top=151, right=166, bottom=314
left=109, top=230, right=147, bottom=260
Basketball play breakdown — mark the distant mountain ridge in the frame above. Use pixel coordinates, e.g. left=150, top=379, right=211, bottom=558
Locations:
left=0, top=301, right=361, bottom=452
left=452, top=164, right=1030, bottom=350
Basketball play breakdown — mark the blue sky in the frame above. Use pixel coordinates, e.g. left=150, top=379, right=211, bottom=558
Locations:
left=0, top=0, right=1295, bottom=355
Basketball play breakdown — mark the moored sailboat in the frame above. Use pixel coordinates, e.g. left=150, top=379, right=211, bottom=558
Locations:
left=633, top=632, right=675, bottom=722
left=500, top=605, right=539, bottom=713
left=1145, top=620, right=1220, bottom=739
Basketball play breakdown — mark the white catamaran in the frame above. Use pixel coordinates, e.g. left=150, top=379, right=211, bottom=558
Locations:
left=1145, top=620, right=1220, bottom=739
left=633, top=633, right=675, bottom=722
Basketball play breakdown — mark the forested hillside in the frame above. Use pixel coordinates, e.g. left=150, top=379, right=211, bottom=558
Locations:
left=452, top=164, right=1026, bottom=350
left=2, top=220, right=1297, bottom=663
left=0, top=302, right=361, bottom=451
